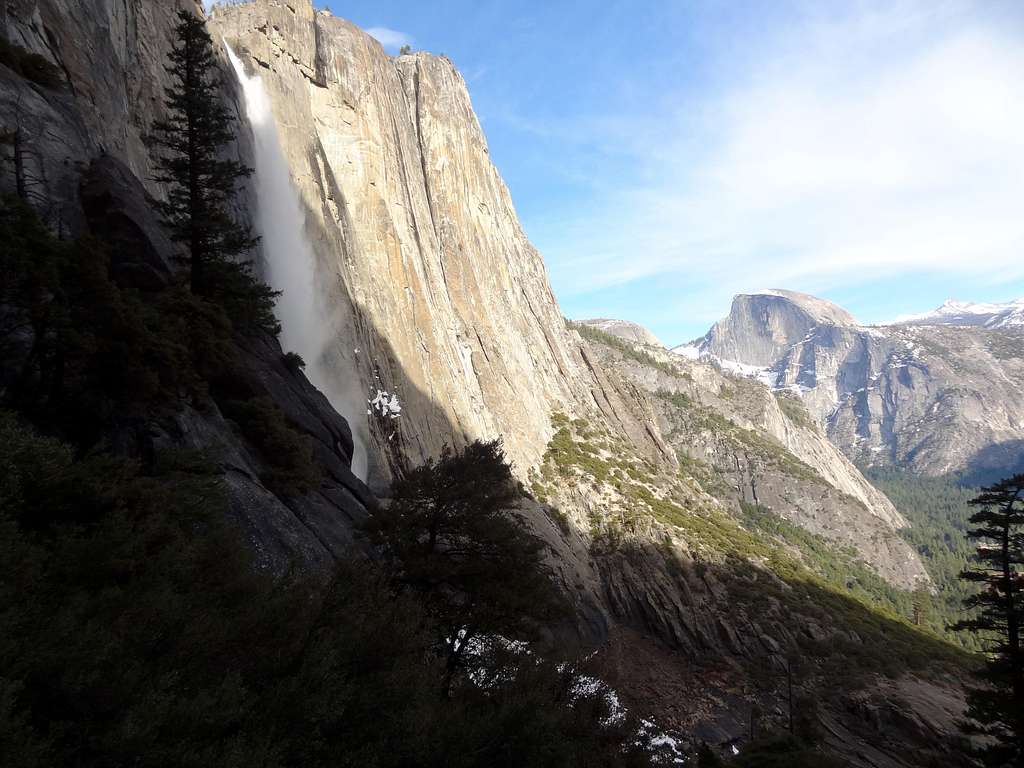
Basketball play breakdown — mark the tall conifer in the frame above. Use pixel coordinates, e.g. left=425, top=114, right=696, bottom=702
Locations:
left=152, top=10, right=279, bottom=334
left=955, top=474, right=1024, bottom=765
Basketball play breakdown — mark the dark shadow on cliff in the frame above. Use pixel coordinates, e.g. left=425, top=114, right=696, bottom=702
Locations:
left=960, top=439, right=1024, bottom=487
left=590, top=541, right=976, bottom=767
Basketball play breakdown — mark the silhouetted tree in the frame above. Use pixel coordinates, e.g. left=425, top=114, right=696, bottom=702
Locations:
left=0, top=411, right=657, bottom=767
left=696, top=743, right=723, bottom=767
left=954, top=474, right=1024, bottom=765
left=151, top=10, right=279, bottom=334
left=0, top=202, right=658, bottom=768
left=366, top=439, right=564, bottom=694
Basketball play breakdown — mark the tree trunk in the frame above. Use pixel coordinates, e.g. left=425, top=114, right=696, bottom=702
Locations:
left=184, top=28, right=202, bottom=293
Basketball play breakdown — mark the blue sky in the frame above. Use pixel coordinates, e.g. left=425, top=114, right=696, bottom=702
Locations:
left=319, top=0, right=1024, bottom=345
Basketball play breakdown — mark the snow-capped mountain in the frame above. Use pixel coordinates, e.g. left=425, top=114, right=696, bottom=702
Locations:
left=889, top=298, right=1024, bottom=329
left=674, top=290, right=1024, bottom=478
left=670, top=290, right=858, bottom=391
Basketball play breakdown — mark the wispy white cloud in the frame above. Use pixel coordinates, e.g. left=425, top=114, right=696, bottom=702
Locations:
left=536, top=2, right=1024, bottom=327
left=365, top=26, right=413, bottom=53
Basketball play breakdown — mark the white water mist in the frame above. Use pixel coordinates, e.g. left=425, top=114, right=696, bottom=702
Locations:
left=225, top=42, right=368, bottom=480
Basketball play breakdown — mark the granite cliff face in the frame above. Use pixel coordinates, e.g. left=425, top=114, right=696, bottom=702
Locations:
left=681, top=290, right=1024, bottom=477
left=573, top=325, right=927, bottom=589
left=1, top=0, right=208, bottom=224
left=690, top=290, right=857, bottom=368
left=208, top=1, right=610, bottom=489
left=1, top=0, right=641, bottom=548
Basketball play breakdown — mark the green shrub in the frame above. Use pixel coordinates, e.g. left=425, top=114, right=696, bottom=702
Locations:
left=656, top=389, right=693, bottom=409
left=773, top=391, right=815, bottom=430
left=282, top=350, right=306, bottom=373
left=547, top=505, right=571, bottom=534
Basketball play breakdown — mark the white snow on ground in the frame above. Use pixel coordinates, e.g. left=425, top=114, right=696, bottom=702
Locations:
left=464, top=647, right=690, bottom=761
left=672, top=343, right=703, bottom=360
left=637, top=718, right=688, bottom=764
left=368, top=389, right=402, bottom=418
left=670, top=344, right=781, bottom=389
left=713, top=357, right=780, bottom=389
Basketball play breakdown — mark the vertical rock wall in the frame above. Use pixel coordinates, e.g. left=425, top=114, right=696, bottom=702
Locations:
left=210, top=1, right=606, bottom=488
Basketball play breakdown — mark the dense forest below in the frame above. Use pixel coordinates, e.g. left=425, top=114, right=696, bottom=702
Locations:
left=865, top=469, right=982, bottom=651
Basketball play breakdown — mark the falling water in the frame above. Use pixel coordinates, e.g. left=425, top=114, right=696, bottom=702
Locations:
left=225, top=42, right=368, bottom=480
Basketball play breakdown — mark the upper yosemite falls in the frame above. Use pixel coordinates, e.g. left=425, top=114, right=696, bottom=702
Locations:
left=211, top=1, right=595, bottom=488
left=2, top=1, right=1022, bottom=766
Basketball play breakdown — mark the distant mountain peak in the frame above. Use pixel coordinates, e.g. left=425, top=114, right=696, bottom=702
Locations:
left=578, top=318, right=664, bottom=348
left=670, top=289, right=859, bottom=370
left=888, top=297, right=1024, bottom=329
left=675, top=288, right=1024, bottom=477
left=737, top=289, right=859, bottom=327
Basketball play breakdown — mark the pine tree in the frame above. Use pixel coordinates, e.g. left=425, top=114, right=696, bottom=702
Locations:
left=152, top=10, right=279, bottom=334
left=365, top=439, right=564, bottom=695
left=954, top=474, right=1024, bottom=765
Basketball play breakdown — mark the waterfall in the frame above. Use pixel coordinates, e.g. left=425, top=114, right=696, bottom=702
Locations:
left=225, top=42, right=368, bottom=480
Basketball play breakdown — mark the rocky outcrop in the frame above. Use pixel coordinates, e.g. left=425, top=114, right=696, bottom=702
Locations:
left=684, top=291, right=1024, bottom=477
left=78, top=155, right=374, bottom=573
left=580, top=318, right=665, bottom=347
left=1, top=0, right=210, bottom=222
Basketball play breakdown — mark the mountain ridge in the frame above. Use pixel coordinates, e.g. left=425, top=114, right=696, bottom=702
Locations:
left=889, top=296, right=1024, bottom=329
left=668, top=290, right=1024, bottom=478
